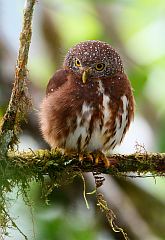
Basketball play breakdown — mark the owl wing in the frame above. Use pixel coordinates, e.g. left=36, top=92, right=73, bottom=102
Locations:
left=46, top=69, right=68, bottom=96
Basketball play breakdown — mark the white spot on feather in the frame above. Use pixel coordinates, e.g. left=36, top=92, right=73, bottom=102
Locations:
left=98, top=81, right=104, bottom=94
left=88, top=92, right=111, bottom=151
left=106, top=95, right=129, bottom=150
left=103, top=94, right=110, bottom=124
left=81, top=102, right=92, bottom=121
left=65, top=102, right=93, bottom=150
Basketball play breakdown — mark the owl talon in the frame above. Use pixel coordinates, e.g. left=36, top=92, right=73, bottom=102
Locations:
left=93, top=151, right=110, bottom=168
left=79, top=151, right=110, bottom=167
left=79, top=152, right=93, bottom=162
left=79, top=153, right=84, bottom=162
left=87, top=153, right=94, bottom=162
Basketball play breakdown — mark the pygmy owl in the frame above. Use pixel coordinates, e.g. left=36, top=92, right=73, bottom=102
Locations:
left=40, top=40, right=134, bottom=165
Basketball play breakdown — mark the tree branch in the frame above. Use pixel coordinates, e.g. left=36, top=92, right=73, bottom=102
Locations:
left=0, top=0, right=36, bottom=152
left=1, top=150, right=165, bottom=186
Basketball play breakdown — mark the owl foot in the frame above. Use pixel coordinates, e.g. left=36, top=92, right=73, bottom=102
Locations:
left=93, top=150, right=110, bottom=168
left=79, top=152, right=93, bottom=163
left=79, top=151, right=110, bottom=168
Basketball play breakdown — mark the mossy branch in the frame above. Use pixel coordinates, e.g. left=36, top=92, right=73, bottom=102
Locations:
left=0, top=150, right=165, bottom=186
left=0, top=0, right=36, bottom=152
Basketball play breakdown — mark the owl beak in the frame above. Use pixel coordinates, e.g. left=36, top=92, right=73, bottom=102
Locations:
left=82, top=68, right=90, bottom=84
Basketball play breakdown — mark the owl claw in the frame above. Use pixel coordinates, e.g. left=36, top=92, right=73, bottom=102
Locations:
left=79, top=151, right=110, bottom=168
left=79, top=153, right=84, bottom=162
left=93, top=151, right=110, bottom=168
left=79, top=152, right=94, bottom=163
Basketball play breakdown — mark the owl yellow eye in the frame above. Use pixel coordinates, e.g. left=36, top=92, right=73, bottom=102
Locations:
left=75, top=59, right=81, bottom=67
left=95, top=63, right=105, bottom=71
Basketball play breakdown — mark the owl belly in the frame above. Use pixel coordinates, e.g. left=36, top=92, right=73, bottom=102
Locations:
left=64, top=94, right=129, bottom=153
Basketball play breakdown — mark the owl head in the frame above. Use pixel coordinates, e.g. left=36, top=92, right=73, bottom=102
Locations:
left=63, top=40, right=124, bottom=83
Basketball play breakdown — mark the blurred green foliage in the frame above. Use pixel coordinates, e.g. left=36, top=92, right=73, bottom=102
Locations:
left=1, top=0, right=165, bottom=239
left=36, top=206, right=98, bottom=240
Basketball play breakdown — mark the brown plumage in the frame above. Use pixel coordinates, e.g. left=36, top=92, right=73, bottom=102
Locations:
left=40, top=40, right=134, bottom=156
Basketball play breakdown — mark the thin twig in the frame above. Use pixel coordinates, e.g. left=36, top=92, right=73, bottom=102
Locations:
left=0, top=0, right=36, bottom=151
left=1, top=206, right=28, bottom=240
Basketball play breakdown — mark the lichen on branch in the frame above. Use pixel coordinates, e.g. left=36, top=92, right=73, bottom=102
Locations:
left=1, top=149, right=165, bottom=186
